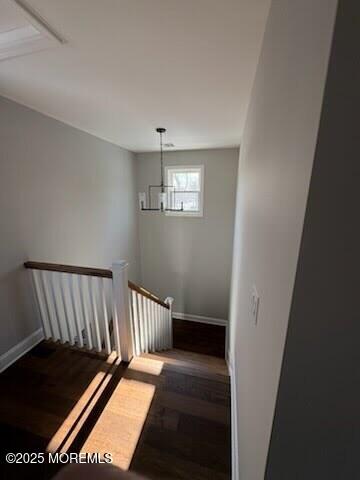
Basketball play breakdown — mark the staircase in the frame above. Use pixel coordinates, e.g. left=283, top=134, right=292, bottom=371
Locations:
left=24, top=260, right=174, bottom=362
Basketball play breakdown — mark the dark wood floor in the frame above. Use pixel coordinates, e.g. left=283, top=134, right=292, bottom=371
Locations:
left=173, top=318, right=226, bottom=358
left=0, top=340, right=230, bottom=479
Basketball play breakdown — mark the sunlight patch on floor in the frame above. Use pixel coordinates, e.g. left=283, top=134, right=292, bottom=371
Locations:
left=46, top=356, right=119, bottom=453
left=45, top=354, right=158, bottom=465
left=128, top=356, right=164, bottom=376
left=80, top=377, right=155, bottom=469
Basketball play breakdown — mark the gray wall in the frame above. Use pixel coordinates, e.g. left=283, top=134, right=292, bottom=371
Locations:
left=228, top=0, right=338, bottom=479
left=136, top=148, right=238, bottom=320
left=266, top=1, right=359, bottom=477
left=0, top=96, right=140, bottom=357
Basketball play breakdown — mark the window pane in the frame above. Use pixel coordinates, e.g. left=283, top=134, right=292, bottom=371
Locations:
left=172, top=171, right=200, bottom=192
left=166, top=167, right=203, bottom=215
left=173, top=191, right=199, bottom=211
left=188, top=172, right=200, bottom=190
left=173, top=172, right=187, bottom=190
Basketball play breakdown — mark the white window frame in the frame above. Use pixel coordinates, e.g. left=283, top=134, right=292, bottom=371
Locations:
left=165, top=165, right=204, bottom=217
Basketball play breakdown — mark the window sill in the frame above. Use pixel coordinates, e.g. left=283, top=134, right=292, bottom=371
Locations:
left=165, top=211, right=203, bottom=218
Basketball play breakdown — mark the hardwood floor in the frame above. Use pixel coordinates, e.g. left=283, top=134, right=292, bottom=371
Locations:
left=0, top=342, right=230, bottom=479
left=173, top=318, right=226, bottom=358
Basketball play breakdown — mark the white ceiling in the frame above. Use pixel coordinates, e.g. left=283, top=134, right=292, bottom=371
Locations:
left=0, top=1, right=27, bottom=32
left=0, top=0, right=270, bottom=152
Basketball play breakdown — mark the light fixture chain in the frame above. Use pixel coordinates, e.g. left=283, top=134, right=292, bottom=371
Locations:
left=139, top=127, right=183, bottom=212
left=160, top=130, right=164, bottom=190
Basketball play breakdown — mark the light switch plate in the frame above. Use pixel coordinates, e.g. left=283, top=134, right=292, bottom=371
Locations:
left=251, top=285, right=260, bottom=325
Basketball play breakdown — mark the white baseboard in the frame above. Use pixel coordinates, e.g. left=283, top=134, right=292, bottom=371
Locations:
left=228, top=353, right=239, bottom=480
left=0, top=328, right=44, bottom=373
left=173, top=311, right=228, bottom=327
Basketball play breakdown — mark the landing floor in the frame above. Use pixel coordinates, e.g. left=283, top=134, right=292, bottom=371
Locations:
left=0, top=342, right=230, bottom=479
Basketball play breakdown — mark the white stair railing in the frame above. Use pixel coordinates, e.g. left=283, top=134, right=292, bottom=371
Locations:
left=24, top=261, right=173, bottom=361
left=128, top=285, right=173, bottom=356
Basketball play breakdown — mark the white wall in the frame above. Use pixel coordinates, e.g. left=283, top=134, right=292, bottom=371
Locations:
left=266, top=0, right=360, bottom=476
left=136, top=148, right=239, bottom=320
left=229, top=1, right=338, bottom=479
left=0, top=96, right=140, bottom=357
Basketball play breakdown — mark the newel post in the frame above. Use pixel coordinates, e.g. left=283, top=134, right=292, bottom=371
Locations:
left=165, top=297, right=174, bottom=348
left=112, top=261, right=133, bottom=362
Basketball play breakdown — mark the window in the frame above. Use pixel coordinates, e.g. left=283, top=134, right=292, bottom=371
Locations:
left=165, top=165, right=204, bottom=216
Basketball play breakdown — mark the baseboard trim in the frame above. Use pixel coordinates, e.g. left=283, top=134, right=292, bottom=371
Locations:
left=173, top=312, right=228, bottom=327
left=0, top=328, right=44, bottom=373
left=228, top=354, right=239, bottom=480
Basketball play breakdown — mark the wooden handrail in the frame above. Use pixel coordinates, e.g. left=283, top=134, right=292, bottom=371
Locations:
left=24, top=261, right=112, bottom=278
left=24, top=261, right=169, bottom=309
left=128, top=280, right=169, bottom=309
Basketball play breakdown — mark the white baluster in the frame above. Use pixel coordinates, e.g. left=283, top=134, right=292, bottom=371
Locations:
left=40, top=271, right=56, bottom=340
left=163, top=306, right=168, bottom=349
left=128, top=289, right=135, bottom=354
left=139, top=294, right=147, bottom=353
left=153, top=301, right=158, bottom=350
left=111, top=261, right=133, bottom=361
left=131, top=290, right=141, bottom=356
left=59, top=273, right=73, bottom=345
left=154, top=303, right=158, bottom=350
left=31, top=270, right=51, bottom=339
left=144, top=297, right=149, bottom=352
left=143, top=297, right=148, bottom=352
left=139, top=295, right=145, bottom=353
left=136, top=292, right=143, bottom=354
left=151, top=302, right=160, bottom=351
left=162, top=305, right=166, bottom=349
left=64, top=273, right=77, bottom=345
left=165, top=297, right=174, bottom=348
left=90, top=277, right=102, bottom=352
left=100, top=277, right=111, bottom=355
left=156, top=303, right=161, bottom=350
left=78, top=276, right=93, bottom=350
left=49, top=272, right=65, bottom=343
left=146, top=298, right=155, bottom=352
left=158, top=305, right=162, bottom=350
left=149, top=301, right=154, bottom=351
left=147, top=298, right=155, bottom=352
left=68, top=274, right=84, bottom=348
left=160, top=306, right=165, bottom=350
left=167, top=308, right=171, bottom=348
left=163, top=308, right=170, bottom=349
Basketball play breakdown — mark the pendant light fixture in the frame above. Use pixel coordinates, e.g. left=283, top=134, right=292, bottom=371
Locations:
left=139, top=128, right=184, bottom=212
